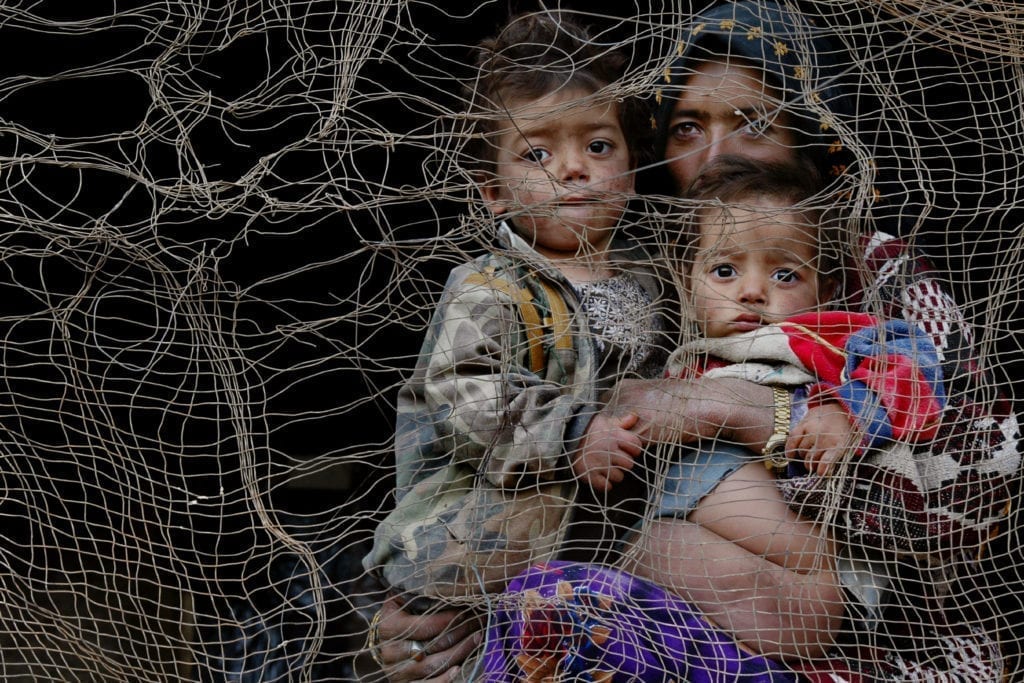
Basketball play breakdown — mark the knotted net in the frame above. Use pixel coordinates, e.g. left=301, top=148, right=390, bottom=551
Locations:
left=0, top=1, right=1021, bottom=681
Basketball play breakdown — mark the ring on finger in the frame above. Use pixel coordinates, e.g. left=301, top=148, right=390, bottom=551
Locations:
left=409, top=639, right=427, bottom=662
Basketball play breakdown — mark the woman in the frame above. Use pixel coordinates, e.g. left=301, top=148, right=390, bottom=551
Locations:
left=368, top=2, right=1017, bottom=680
left=614, top=3, right=1015, bottom=678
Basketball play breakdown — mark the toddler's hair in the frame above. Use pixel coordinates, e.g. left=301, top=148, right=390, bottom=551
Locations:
left=463, top=12, right=649, bottom=173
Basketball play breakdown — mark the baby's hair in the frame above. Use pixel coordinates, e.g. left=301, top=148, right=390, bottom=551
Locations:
left=679, top=156, right=845, bottom=288
left=463, top=12, right=649, bottom=173
left=685, top=155, right=821, bottom=202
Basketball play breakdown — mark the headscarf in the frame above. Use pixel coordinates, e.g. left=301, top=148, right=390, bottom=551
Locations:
left=652, top=1, right=855, bottom=185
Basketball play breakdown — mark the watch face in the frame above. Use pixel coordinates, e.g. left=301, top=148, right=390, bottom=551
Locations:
left=764, top=436, right=788, bottom=472
left=764, top=433, right=786, bottom=453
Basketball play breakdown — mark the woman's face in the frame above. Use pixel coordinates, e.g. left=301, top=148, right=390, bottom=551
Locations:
left=664, top=60, right=799, bottom=194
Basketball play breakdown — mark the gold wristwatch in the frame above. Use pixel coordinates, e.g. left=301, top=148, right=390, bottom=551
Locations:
left=763, top=386, right=791, bottom=473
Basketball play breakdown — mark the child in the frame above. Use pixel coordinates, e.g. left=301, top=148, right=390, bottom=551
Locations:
left=665, top=159, right=943, bottom=479
left=480, top=161, right=946, bottom=682
left=365, top=12, right=672, bottom=607
left=639, top=160, right=946, bottom=630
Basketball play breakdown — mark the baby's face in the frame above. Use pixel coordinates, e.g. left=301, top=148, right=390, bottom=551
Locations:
left=689, top=200, right=824, bottom=338
left=480, top=87, right=634, bottom=260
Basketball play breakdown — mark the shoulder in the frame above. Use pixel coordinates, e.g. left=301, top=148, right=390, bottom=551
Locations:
left=442, top=255, right=537, bottom=309
left=859, top=230, right=937, bottom=276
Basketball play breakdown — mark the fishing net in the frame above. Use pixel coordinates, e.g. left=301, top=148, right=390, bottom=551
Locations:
left=0, top=1, right=1020, bottom=681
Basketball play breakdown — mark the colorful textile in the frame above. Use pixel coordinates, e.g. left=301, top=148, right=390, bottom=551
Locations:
left=484, top=561, right=1005, bottom=683
left=482, top=561, right=797, bottom=682
left=667, top=310, right=946, bottom=448
left=838, top=232, right=1019, bottom=557
left=784, top=312, right=945, bottom=442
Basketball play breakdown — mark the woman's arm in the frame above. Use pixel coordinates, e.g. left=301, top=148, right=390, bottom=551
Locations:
left=625, top=514, right=844, bottom=661
left=595, top=377, right=844, bottom=660
left=595, top=376, right=777, bottom=451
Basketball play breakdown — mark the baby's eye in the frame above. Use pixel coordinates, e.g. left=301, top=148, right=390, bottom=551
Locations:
left=711, top=264, right=736, bottom=278
left=771, top=268, right=799, bottom=283
left=521, top=147, right=550, bottom=164
left=588, top=139, right=613, bottom=154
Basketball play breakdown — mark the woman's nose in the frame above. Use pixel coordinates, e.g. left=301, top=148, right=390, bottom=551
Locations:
left=701, top=129, right=736, bottom=166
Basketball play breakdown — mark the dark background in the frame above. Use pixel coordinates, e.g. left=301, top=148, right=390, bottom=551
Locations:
left=0, top=1, right=1020, bottom=680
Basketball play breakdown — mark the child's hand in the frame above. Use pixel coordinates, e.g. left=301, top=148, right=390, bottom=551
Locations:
left=575, top=411, right=642, bottom=492
left=787, top=402, right=859, bottom=476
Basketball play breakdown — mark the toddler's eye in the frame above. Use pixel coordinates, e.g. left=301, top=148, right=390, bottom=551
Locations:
left=772, top=268, right=798, bottom=283
left=588, top=140, right=612, bottom=154
left=521, top=147, right=550, bottom=164
left=711, top=264, right=736, bottom=278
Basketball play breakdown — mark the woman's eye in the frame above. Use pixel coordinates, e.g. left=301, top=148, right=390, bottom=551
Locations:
left=671, top=122, right=700, bottom=140
left=744, top=117, right=772, bottom=137
left=588, top=140, right=612, bottom=154
left=521, top=147, right=550, bottom=163
left=772, top=268, right=798, bottom=283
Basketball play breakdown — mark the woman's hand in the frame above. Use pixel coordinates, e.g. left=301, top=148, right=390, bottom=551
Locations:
left=371, top=595, right=482, bottom=682
left=603, top=377, right=775, bottom=448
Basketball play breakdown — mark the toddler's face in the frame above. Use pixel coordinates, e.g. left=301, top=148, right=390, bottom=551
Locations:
left=480, top=87, right=634, bottom=260
left=689, top=199, right=825, bottom=338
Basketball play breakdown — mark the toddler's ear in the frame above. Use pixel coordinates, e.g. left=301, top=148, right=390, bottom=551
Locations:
left=477, top=174, right=507, bottom=217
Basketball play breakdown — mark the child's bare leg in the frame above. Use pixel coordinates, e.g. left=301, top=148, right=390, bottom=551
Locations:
left=689, top=461, right=830, bottom=573
left=623, top=462, right=844, bottom=660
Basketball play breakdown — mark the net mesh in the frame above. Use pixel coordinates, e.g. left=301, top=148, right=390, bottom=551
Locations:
left=0, top=1, right=1021, bottom=681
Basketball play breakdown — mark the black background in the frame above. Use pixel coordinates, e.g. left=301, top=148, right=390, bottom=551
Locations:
left=0, top=0, right=1020, bottom=680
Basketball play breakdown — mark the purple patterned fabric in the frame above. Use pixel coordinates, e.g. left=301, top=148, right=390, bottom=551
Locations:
left=482, top=561, right=797, bottom=682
